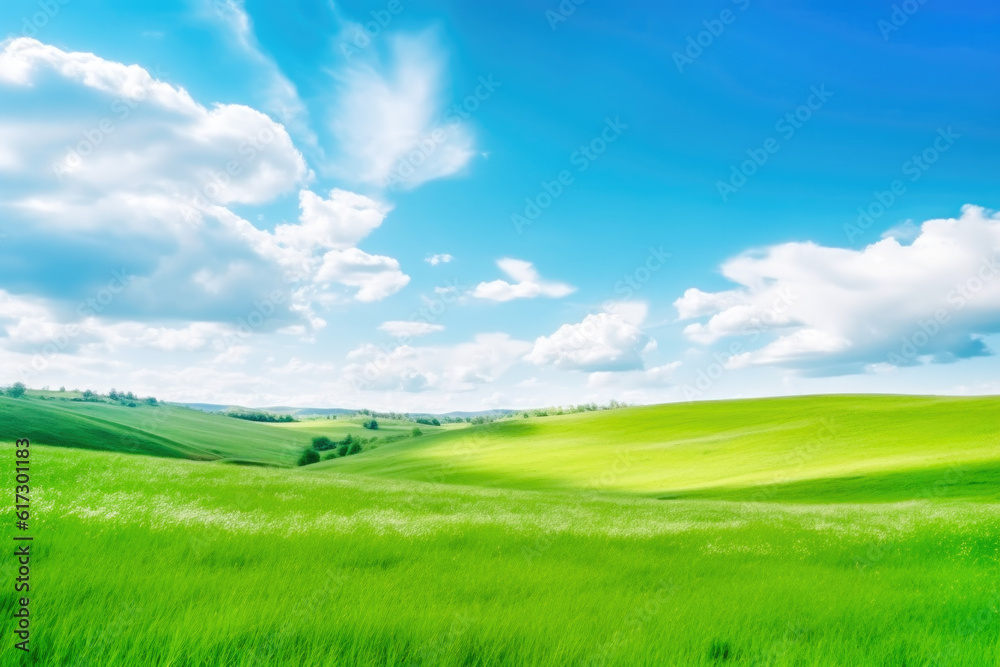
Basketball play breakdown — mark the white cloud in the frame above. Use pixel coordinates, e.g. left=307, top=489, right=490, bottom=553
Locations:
left=0, top=40, right=409, bottom=326
left=425, top=253, right=454, bottom=266
left=269, top=357, right=336, bottom=375
left=330, top=32, right=475, bottom=189
left=675, top=205, right=1000, bottom=373
left=281, top=189, right=391, bottom=251
left=0, top=38, right=308, bottom=206
left=881, top=220, right=921, bottom=244
left=378, top=321, right=445, bottom=337
left=0, top=289, right=233, bottom=359
left=587, top=361, right=682, bottom=388
left=343, top=333, right=530, bottom=393
left=315, top=248, right=410, bottom=303
left=472, top=258, right=575, bottom=302
left=527, top=305, right=657, bottom=372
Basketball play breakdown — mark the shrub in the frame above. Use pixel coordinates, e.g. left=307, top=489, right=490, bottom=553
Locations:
left=311, top=436, right=335, bottom=451
left=144, top=397, right=158, bottom=406
left=297, top=448, right=320, bottom=466
left=415, top=417, right=440, bottom=426
left=323, top=451, right=339, bottom=461
left=411, top=427, right=423, bottom=437
left=5, top=382, right=27, bottom=398
left=362, top=419, right=378, bottom=430
left=348, top=441, right=362, bottom=455
left=337, top=443, right=349, bottom=457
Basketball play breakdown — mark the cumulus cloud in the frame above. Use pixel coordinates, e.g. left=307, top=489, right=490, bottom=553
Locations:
left=0, top=289, right=236, bottom=374
left=526, top=303, right=657, bottom=372
left=471, top=258, right=575, bottom=302
left=330, top=32, right=475, bottom=189
left=343, top=333, right=530, bottom=393
left=587, top=361, right=682, bottom=388
left=0, top=38, right=307, bottom=205
left=675, top=205, right=1000, bottom=374
left=378, top=321, right=445, bottom=337
left=0, top=40, right=409, bottom=333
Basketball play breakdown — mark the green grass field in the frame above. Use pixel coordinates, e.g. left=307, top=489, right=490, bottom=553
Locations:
left=0, top=394, right=444, bottom=466
left=1, top=393, right=999, bottom=665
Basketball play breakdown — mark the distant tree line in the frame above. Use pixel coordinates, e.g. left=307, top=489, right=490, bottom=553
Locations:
left=1, top=383, right=161, bottom=407
left=520, top=400, right=630, bottom=419
left=225, top=409, right=296, bottom=423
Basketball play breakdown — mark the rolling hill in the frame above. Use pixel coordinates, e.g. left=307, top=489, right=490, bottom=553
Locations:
left=0, top=393, right=447, bottom=466
left=316, top=394, right=1000, bottom=501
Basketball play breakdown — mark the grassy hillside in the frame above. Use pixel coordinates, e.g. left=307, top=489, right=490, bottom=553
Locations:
left=0, top=394, right=443, bottom=466
left=271, top=415, right=452, bottom=441
left=2, top=442, right=997, bottom=666
left=317, top=395, right=1000, bottom=501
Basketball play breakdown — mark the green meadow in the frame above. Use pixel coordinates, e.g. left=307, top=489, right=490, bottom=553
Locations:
left=1, top=393, right=999, bottom=665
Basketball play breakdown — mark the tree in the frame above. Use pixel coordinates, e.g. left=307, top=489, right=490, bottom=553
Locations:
left=311, top=436, right=334, bottom=451
left=363, top=419, right=378, bottom=430
left=5, top=382, right=26, bottom=398
left=144, top=397, right=158, bottom=406
left=297, top=448, right=320, bottom=466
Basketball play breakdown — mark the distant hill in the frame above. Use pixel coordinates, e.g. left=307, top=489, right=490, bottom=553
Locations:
left=0, top=392, right=456, bottom=466
left=319, top=394, right=1000, bottom=502
left=176, top=402, right=515, bottom=419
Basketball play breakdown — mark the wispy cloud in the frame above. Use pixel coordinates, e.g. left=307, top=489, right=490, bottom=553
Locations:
left=329, top=31, right=475, bottom=189
left=472, top=258, right=575, bottom=302
left=425, top=253, right=454, bottom=266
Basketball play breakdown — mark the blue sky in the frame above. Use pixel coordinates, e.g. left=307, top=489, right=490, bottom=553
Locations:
left=1, top=0, right=999, bottom=410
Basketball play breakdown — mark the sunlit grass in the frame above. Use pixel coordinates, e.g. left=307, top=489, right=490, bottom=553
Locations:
left=1, top=443, right=998, bottom=666
left=323, top=395, right=1000, bottom=500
